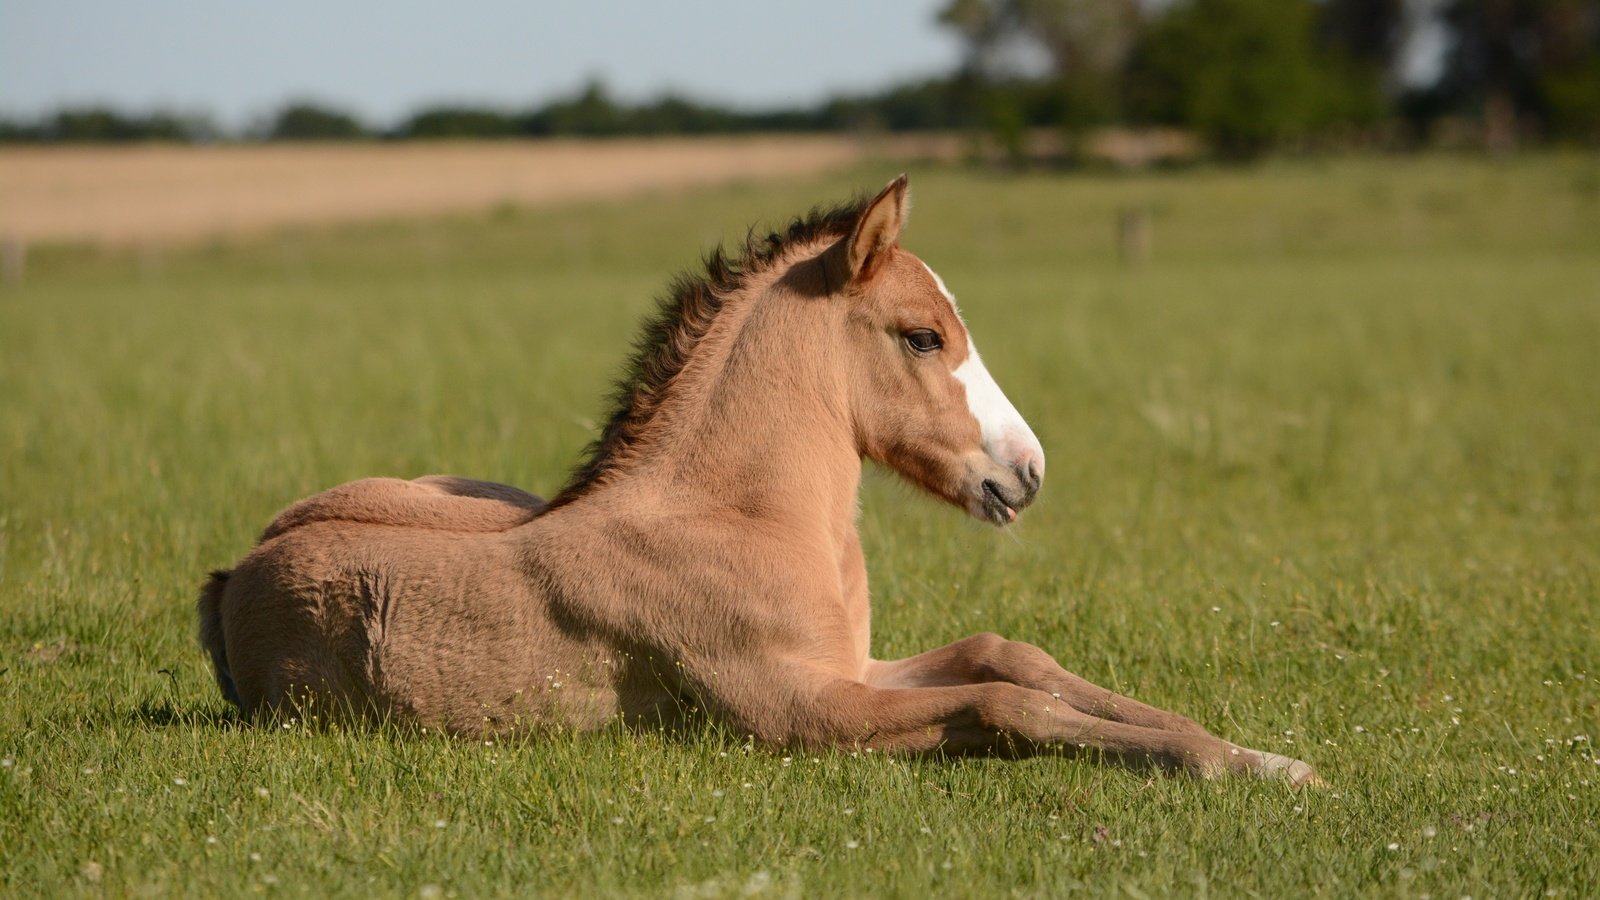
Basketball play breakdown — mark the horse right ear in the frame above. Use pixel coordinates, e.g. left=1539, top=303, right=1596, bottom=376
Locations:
left=829, top=175, right=909, bottom=288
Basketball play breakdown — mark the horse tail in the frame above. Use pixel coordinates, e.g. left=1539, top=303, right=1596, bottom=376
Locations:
left=197, top=569, right=243, bottom=710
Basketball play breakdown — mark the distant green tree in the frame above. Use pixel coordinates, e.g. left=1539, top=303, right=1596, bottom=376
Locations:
left=531, top=80, right=624, bottom=136
left=1319, top=0, right=1407, bottom=65
left=820, top=79, right=974, bottom=132
left=938, top=0, right=1142, bottom=162
left=48, top=108, right=145, bottom=141
left=629, top=95, right=746, bottom=135
left=1130, top=0, right=1336, bottom=156
left=267, top=102, right=367, bottom=141
left=1434, top=0, right=1600, bottom=148
left=1315, top=0, right=1402, bottom=129
left=402, top=106, right=518, bottom=139
left=1, top=109, right=215, bottom=143
left=46, top=107, right=203, bottom=142
left=0, top=117, right=41, bottom=142
left=1541, top=56, right=1600, bottom=140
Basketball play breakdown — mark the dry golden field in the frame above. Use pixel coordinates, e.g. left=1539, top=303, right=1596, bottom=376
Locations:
left=0, top=135, right=962, bottom=247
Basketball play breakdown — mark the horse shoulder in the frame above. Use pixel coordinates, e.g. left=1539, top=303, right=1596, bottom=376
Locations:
left=259, top=476, right=546, bottom=542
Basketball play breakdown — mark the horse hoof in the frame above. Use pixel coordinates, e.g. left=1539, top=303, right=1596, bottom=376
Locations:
left=1290, top=765, right=1325, bottom=788
left=1256, top=752, right=1322, bottom=787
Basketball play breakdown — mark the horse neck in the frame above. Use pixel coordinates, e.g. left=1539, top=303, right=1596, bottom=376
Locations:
left=614, top=256, right=861, bottom=544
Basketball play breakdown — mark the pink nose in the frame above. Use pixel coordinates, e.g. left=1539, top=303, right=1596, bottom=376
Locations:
left=1015, top=453, right=1043, bottom=503
left=997, top=439, right=1044, bottom=504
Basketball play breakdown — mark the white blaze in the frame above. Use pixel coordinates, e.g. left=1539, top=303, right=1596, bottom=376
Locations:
left=923, top=263, right=1045, bottom=476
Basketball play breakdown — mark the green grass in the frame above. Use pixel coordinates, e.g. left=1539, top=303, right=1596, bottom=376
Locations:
left=3, top=153, right=1599, bottom=897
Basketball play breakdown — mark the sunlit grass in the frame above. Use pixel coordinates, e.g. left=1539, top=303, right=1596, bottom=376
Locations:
left=2, top=153, right=1598, bottom=896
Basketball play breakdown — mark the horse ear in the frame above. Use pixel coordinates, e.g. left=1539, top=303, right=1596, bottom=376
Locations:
left=842, top=174, right=910, bottom=284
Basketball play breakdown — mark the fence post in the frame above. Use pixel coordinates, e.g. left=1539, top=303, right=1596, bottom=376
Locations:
left=1, top=236, right=25, bottom=285
left=1118, top=207, right=1151, bottom=268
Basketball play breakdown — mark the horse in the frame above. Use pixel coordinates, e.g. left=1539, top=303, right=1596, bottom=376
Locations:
left=198, top=176, right=1318, bottom=785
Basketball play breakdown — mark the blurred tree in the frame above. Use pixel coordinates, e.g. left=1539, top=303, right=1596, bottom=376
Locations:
left=267, top=102, right=367, bottom=141
left=1316, top=0, right=1405, bottom=128
left=1541, top=54, right=1600, bottom=140
left=49, top=108, right=147, bottom=141
left=1320, top=0, right=1408, bottom=65
left=1129, top=0, right=1338, bottom=156
left=530, top=79, right=624, bottom=136
left=40, top=107, right=210, bottom=142
left=1434, top=0, right=1600, bottom=149
left=0, top=109, right=218, bottom=143
left=938, top=0, right=1141, bottom=162
left=631, top=95, right=747, bottom=135
left=0, top=117, right=41, bottom=142
left=402, top=106, right=518, bottom=139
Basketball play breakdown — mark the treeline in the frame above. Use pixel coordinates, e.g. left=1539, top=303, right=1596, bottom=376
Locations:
left=4, top=0, right=1597, bottom=156
left=0, top=79, right=972, bottom=144
left=938, top=0, right=1600, bottom=156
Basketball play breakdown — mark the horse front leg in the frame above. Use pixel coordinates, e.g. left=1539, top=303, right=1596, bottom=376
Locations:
left=864, top=632, right=1204, bottom=731
left=731, top=673, right=1281, bottom=778
left=861, top=633, right=1319, bottom=785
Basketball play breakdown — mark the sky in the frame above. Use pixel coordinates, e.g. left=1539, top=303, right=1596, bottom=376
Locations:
left=1, top=1, right=963, bottom=127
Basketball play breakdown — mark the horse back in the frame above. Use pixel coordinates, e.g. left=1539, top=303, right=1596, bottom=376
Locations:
left=260, top=475, right=546, bottom=541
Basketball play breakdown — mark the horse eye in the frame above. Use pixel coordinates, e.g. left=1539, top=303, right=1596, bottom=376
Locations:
left=904, top=329, right=943, bottom=354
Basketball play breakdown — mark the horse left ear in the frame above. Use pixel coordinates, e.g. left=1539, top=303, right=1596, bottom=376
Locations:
left=841, top=174, right=910, bottom=284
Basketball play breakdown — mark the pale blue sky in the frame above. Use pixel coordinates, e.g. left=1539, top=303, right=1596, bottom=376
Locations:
left=1, top=1, right=962, bottom=126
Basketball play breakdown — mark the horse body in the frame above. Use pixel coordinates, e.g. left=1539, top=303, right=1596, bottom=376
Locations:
left=201, top=177, right=1318, bottom=784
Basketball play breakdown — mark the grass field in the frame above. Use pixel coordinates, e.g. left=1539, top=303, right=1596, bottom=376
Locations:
left=2, top=154, right=1598, bottom=897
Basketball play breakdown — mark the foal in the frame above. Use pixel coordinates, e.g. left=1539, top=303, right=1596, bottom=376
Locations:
left=200, top=177, right=1318, bottom=785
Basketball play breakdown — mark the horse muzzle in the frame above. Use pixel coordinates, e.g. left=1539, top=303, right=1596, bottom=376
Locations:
left=968, top=452, right=1044, bottom=526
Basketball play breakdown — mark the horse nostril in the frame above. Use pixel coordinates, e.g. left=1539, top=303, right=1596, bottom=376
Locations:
left=1014, top=460, right=1042, bottom=502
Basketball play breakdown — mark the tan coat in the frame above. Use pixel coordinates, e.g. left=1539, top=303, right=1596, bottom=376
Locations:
left=199, top=177, right=1317, bottom=784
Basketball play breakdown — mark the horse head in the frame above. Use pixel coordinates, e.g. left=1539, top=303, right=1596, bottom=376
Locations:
left=823, top=176, right=1045, bottom=525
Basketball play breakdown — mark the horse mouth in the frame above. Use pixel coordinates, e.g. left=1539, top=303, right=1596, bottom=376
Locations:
left=980, top=479, right=1017, bottom=526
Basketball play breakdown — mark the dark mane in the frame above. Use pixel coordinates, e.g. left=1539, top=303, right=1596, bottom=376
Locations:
left=547, top=195, right=869, bottom=508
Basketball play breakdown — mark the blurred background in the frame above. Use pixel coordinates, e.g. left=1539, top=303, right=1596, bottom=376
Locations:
left=3, top=0, right=1598, bottom=249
